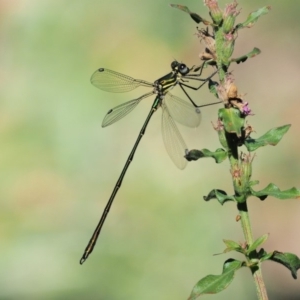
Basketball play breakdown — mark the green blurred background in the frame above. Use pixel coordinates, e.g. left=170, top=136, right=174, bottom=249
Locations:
left=1, top=0, right=300, bottom=299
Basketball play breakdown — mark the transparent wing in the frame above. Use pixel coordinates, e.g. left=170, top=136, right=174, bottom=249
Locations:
left=91, top=68, right=154, bottom=93
left=161, top=102, right=188, bottom=170
left=163, top=93, right=201, bottom=128
left=102, top=92, right=154, bottom=127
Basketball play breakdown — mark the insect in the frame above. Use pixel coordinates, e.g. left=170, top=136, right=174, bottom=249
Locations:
left=80, top=61, right=220, bottom=264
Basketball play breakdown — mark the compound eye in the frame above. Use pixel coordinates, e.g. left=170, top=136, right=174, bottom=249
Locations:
left=179, top=64, right=189, bottom=75
left=171, top=61, right=179, bottom=70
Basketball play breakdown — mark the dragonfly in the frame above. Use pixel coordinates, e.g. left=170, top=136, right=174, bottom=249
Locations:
left=80, top=61, right=220, bottom=264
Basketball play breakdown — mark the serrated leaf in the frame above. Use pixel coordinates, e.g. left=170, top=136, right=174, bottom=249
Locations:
left=170, top=4, right=211, bottom=24
left=250, top=183, right=300, bottom=200
left=245, top=124, right=291, bottom=151
left=235, top=6, right=271, bottom=30
left=185, top=148, right=227, bottom=163
left=270, top=252, right=300, bottom=279
left=188, top=259, right=243, bottom=299
left=218, top=108, right=245, bottom=137
left=231, top=47, right=261, bottom=64
left=204, top=189, right=235, bottom=205
left=247, top=234, right=269, bottom=254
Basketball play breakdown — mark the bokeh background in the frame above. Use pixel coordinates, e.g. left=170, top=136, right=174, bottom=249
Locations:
left=1, top=0, right=300, bottom=299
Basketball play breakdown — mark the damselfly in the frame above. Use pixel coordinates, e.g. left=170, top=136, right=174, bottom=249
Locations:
left=80, top=61, right=220, bottom=264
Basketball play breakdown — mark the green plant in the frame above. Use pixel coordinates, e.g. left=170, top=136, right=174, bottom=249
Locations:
left=171, top=1, right=300, bottom=299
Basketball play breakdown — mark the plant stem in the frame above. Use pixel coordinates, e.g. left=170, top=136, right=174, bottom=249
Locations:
left=237, top=202, right=253, bottom=245
left=226, top=133, right=268, bottom=299
left=252, top=268, right=269, bottom=300
left=237, top=202, right=268, bottom=300
left=213, top=7, right=270, bottom=295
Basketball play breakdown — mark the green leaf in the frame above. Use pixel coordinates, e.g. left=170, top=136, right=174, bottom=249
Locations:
left=222, top=239, right=244, bottom=254
left=223, top=239, right=241, bottom=250
left=169, top=4, right=191, bottom=13
left=188, top=259, right=243, bottom=299
left=249, top=180, right=259, bottom=187
left=169, top=4, right=211, bottom=24
left=270, top=252, right=300, bottom=279
left=260, top=251, right=274, bottom=262
left=204, top=189, right=235, bottom=205
left=250, top=183, right=300, bottom=200
left=245, top=124, right=291, bottom=151
left=235, top=6, right=271, bottom=30
left=247, top=234, right=269, bottom=254
left=185, top=148, right=227, bottom=163
left=231, top=47, right=261, bottom=64
left=208, top=79, right=219, bottom=98
left=218, top=108, right=245, bottom=137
